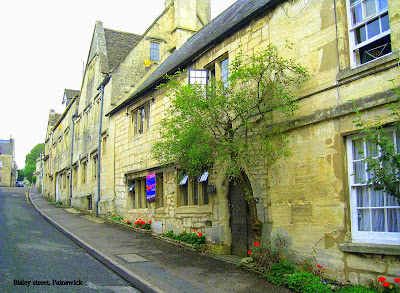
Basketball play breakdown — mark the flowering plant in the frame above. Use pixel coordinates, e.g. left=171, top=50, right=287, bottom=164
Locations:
left=378, top=276, right=400, bottom=292
left=109, top=213, right=124, bottom=223
left=134, top=218, right=152, bottom=230
left=163, top=230, right=205, bottom=245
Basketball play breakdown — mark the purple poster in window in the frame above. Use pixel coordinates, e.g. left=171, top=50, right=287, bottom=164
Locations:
left=146, top=172, right=156, bottom=202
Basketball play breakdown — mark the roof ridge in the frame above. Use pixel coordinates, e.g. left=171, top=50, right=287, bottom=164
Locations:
left=103, top=27, right=141, bottom=37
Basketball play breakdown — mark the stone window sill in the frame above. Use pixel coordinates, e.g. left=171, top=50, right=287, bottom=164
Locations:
left=338, top=50, right=399, bottom=82
left=176, top=205, right=212, bottom=214
left=155, top=207, right=167, bottom=214
left=339, top=243, right=400, bottom=256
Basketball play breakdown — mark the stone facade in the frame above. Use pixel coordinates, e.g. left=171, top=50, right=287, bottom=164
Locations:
left=106, top=0, right=400, bottom=285
left=42, top=0, right=211, bottom=216
left=33, top=156, right=43, bottom=187
left=0, top=138, right=17, bottom=187
left=43, top=0, right=400, bottom=285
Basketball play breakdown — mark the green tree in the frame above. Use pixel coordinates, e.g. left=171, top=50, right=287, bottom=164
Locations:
left=21, top=143, right=44, bottom=183
left=25, top=143, right=44, bottom=165
left=353, top=79, right=400, bottom=203
left=153, top=44, right=308, bottom=238
left=17, top=169, right=25, bottom=181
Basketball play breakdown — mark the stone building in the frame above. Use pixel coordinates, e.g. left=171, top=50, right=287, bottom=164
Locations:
left=33, top=156, right=43, bottom=187
left=42, top=0, right=400, bottom=285
left=42, top=0, right=211, bottom=217
left=104, top=0, right=400, bottom=285
left=0, top=138, right=17, bottom=187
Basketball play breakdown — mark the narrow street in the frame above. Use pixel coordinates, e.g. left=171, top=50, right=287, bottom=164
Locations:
left=0, top=187, right=140, bottom=293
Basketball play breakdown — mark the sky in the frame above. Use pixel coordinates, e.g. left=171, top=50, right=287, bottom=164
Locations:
left=0, top=0, right=237, bottom=169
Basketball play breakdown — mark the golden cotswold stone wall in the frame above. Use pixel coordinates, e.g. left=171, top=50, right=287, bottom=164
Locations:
left=0, top=155, right=14, bottom=187
left=110, top=0, right=400, bottom=285
left=42, top=1, right=211, bottom=215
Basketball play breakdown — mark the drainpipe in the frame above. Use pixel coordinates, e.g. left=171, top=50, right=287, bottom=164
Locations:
left=96, top=74, right=111, bottom=217
left=69, top=113, right=78, bottom=207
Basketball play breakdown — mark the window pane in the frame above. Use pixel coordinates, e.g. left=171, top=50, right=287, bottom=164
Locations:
left=221, top=58, right=229, bottom=88
left=387, top=194, right=400, bottom=207
left=364, top=0, right=377, bottom=19
left=378, top=0, right=388, bottom=11
left=181, top=185, right=188, bottom=206
left=370, top=188, right=384, bottom=207
left=150, top=42, right=160, bottom=61
left=137, top=180, right=142, bottom=208
left=351, top=4, right=363, bottom=25
left=203, top=181, right=209, bottom=205
left=381, top=13, right=389, bottom=31
left=357, top=186, right=369, bottom=207
left=358, top=209, right=371, bottom=231
left=387, top=209, right=400, bottom=232
left=193, top=179, right=199, bottom=205
left=354, top=161, right=366, bottom=183
left=352, top=138, right=364, bottom=159
left=355, top=25, right=367, bottom=44
left=366, top=139, right=378, bottom=158
left=371, top=209, right=385, bottom=231
left=367, top=18, right=380, bottom=39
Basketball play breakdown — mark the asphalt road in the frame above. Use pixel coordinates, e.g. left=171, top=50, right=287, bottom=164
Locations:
left=0, top=187, right=141, bottom=293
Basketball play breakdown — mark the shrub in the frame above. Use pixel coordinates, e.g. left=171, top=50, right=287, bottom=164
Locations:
left=267, top=262, right=297, bottom=286
left=283, top=271, right=331, bottom=293
left=163, top=230, right=205, bottom=245
left=249, top=229, right=295, bottom=270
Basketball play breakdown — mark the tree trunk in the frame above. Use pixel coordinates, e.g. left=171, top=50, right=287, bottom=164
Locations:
left=237, top=170, right=262, bottom=240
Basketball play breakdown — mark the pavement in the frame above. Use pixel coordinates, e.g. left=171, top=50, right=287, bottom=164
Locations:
left=28, top=187, right=291, bottom=293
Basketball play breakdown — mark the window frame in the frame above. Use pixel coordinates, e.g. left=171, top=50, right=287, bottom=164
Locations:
left=155, top=173, right=164, bottom=209
left=188, top=69, right=208, bottom=86
left=150, top=41, right=160, bottom=62
left=346, top=127, right=400, bottom=244
left=81, top=161, right=87, bottom=184
left=178, top=171, right=210, bottom=207
left=130, top=103, right=151, bottom=136
left=346, top=0, right=391, bottom=67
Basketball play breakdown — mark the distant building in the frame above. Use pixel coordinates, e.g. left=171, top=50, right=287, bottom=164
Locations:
left=34, top=154, right=43, bottom=187
left=0, top=138, right=17, bottom=187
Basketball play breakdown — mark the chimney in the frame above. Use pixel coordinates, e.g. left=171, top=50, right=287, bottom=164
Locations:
left=170, top=0, right=211, bottom=49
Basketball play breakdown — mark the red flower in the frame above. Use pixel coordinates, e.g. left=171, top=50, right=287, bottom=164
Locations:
left=323, top=268, right=325, bottom=271
left=127, top=221, right=130, bottom=224
left=394, top=278, right=400, bottom=283
left=254, top=242, right=260, bottom=246
left=193, top=230, right=196, bottom=233
left=140, top=225, right=143, bottom=229
left=198, top=233, right=203, bottom=237
left=139, top=219, right=142, bottom=221
left=135, top=218, right=138, bottom=220
left=383, top=282, right=390, bottom=287
left=149, top=220, right=152, bottom=224
left=317, top=265, right=321, bottom=268
left=378, top=277, right=387, bottom=282
left=182, top=233, right=186, bottom=235
left=248, top=250, right=252, bottom=255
